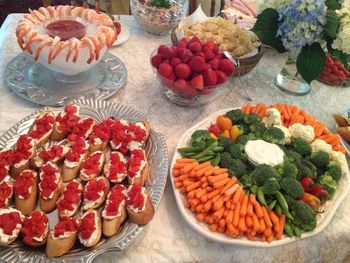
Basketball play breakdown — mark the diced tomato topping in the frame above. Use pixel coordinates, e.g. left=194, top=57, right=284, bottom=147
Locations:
left=84, top=177, right=107, bottom=201
left=29, top=112, right=54, bottom=139
left=126, top=184, right=145, bottom=210
left=40, top=163, right=59, bottom=199
left=78, top=212, right=96, bottom=239
left=0, top=167, right=8, bottom=183
left=13, top=170, right=35, bottom=199
left=89, top=118, right=114, bottom=143
left=38, top=145, right=65, bottom=162
left=0, top=210, right=22, bottom=235
left=110, top=120, right=131, bottom=155
left=22, top=211, right=48, bottom=244
left=13, top=135, right=33, bottom=164
left=81, top=152, right=102, bottom=176
left=105, top=185, right=126, bottom=216
left=53, top=217, right=78, bottom=238
left=0, top=149, right=14, bottom=167
left=56, top=104, right=80, bottom=133
left=0, top=182, right=13, bottom=208
left=107, top=152, right=126, bottom=182
left=65, top=137, right=87, bottom=162
left=127, top=122, right=146, bottom=144
left=67, top=117, right=94, bottom=142
left=128, top=149, right=145, bottom=179
left=57, top=180, right=82, bottom=212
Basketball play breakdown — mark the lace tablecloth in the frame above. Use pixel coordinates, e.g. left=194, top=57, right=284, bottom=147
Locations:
left=1, top=14, right=350, bottom=263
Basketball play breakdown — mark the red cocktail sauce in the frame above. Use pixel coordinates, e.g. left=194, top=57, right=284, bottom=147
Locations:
left=46, top=20, right=86, bottom=41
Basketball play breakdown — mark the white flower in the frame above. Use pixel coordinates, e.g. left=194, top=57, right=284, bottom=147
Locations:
left=332, top=5, right=350, bottom=55
left=256, top=0, right=290, bottom=13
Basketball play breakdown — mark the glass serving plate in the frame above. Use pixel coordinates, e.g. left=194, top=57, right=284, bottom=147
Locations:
left=0, top=98, right=168, bottom=262
left=4, top=52, right=127, bottom=106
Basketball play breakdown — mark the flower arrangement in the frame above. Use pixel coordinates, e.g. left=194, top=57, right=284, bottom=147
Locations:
left=252, top=0, right=350, bottom=84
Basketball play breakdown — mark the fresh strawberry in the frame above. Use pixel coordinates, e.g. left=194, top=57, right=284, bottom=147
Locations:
left=203, top=69, right=217, bottom=86
left=182, top=87, right=200, bottom=98
left=162, top=47, right=175, bottom=59
left=202, top=46, right=215, bottom=60
left=170, top=57, right=182, bottom=69
left=209, top=58, right=220, bottom=70
left=215, top=70, right=227, bottom=84
left=219, top=59, right=235, bottom=76
left=180, top=49, right=193, bottom=63
left=188, top=42, right=202, bottom=53
left=158, top=63, right=173, bottom=78
left=157, top=44, right=167, bottom=55
left=188, top=56, right=206, bottom=73
left=194, top=51, right=206, bottom=61
left=204, top=40, right=216, bottom=51
left=205, top=64, right=212, bottom=70
left=177, top=41, right=187, bottom=49
left=151, top=54, right=163, bottom=69
left=175, top=63, right=191, bottom=79
left=189, top=36, right=201, bottom=44
left=190, top=74, right=204, bottom=89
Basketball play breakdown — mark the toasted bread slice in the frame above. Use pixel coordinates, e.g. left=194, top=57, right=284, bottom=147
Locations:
left=102, top=207, right=127, bottom=237
left=11, top=135, right=36, bottom=178
left=29, top=111, right=55, bottom=148
left=127, top=162, right=149, bottom=186
left=62, top=162, right=84, bottom=182
left=126, top=195, right=154, bottom=225
left=79, top=150, right=105, bottom=181
left=40, top=176, right=63, bottom=213
left=337, top=127, right=350, bottom=143
left=57, top=180, right=83, bottom=218
left=82, top=177, right=110, bottom=211
left=333, top=114, right=348, bottom=127
left=45, top=231, right=77, bottom=257
left=78, top=210, right=102, bottom=247
left=14, top=170, right=38, bottom=216
left=22, top=211, right=49, bottom=247
left=0, top=208, right=23, bottom=246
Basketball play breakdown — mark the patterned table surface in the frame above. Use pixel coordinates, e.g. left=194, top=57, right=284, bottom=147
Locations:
left=1, top=14, right=350, bottom=263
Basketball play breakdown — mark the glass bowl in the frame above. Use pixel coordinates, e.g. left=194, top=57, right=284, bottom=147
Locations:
left=130, top=0, right=187, bottom=36
left=150, top=49, right=239, bottom=107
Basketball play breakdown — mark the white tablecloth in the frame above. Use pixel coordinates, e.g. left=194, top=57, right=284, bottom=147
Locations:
left=1, top=14, right=350, bottom=263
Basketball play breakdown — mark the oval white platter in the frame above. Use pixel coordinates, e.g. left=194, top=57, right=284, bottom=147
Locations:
left=170, top=108, right=350, bottom=247
left=113, top=24, right=130, bottom=47
left=0, top=98, right=168, bottom=262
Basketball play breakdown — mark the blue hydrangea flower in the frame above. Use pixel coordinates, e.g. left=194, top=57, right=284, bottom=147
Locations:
left=276, top=0, right=327, bottom=52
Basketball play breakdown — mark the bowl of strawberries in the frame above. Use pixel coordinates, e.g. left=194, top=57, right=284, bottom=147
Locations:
left=318, top=53, right=350, bottom=87
left=150, top=37, right=238, bottom=106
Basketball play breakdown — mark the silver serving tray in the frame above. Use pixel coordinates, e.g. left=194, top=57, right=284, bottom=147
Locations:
left=0, top=99, right=168, bottom=262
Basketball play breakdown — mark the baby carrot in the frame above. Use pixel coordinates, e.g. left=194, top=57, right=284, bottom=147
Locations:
left=205, top=166, right=220, bottom=176
left=247, top=200, right=253, bottom=216
left=219, top=218, right=226, bottom=228
left=193, top=161, right=211, bottom=171
left=224, top=184, right=239, bottom=197
left=262, top=206, right=273, bottom=228
left=207, top=188, right=222, bottom=200
left=220, top=176, right=238, bottom=194
left=183, top=179, right=195, bottom=187
left=225, top=200, right=232, bottom=209
left=195, top=204, right=204, bottom=213
left=213, top=177, right=230, bottom=188
left=174, top=182, right=182, bottom=188
left=268, top=210, right=280, bottom=234
left=186, top=181, right=202, bottom=192
left=226, top=210, right=234, bottom=225
left=173, top=169, right=180, bottom=177
left=249, top=194, right=257, bottom=205
left=277, top=214, right=286, bottom=240
left=189, top=198, right=200, bottom=207
left=246, top=216, right=253, bottom=228
left=213, top=196, right=225, bottom=211
left=233, top=202, right=241, bottom=227
left=203, top=200, right=212, bottom=212
left=195, top=188, right=207, bottom=199
left=227, top=223, right=236, bottom=236
left=209, top=223, right=218, bottom=232
left=253, top=199, right=263, bottom=218
left=213, top=207, right=225, bottom=222
left=232, top=186, right=243, bottom=204
left=196, top=213, right=206, bottom=222
left=238, top=216, right=247, bottom=232
left=183, top=162, right=199, bottom=173
left=215, top=168, right=228, bottom=175
left=240, top=194, right=249, bottom=216
left=264, top=227, right=272, bottom=238
left=208, top=173, right=228, bottom=183
left=252, top=213, right=260, bottom=233
left=187, top=189, right=199, bottom=199
left=259, top=218, right=266, bottom=233
left=176, top=158, right=196, bottom=163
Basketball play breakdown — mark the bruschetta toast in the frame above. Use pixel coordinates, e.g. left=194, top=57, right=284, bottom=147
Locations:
left=0, top=181, right=13, bottom=209
left=45, top=217, right=78, bottom=257
left=110, top=119, right=130, bottom=154
left=89, top=118, right=114, bottom=152
left=51, top=104, right=80, bottom=141
left=0, top=208, right=24, bottom=246
left=78, top=210, right=101, bottom=247
left=62, top=137, right=89, bottom=182
left=82, top=176, right=110, bottom=210
left=67, top=117, right=95, bottom=143
left=11, top=135, right=36, bottom=178
left=22, top=210, right=49, bottom=247
left=39, top=162, right=63, bottom=213
left=57, top=180, right=83, bottom=218
left=103, top=151, right=127, bottom=183
left=0, top=149, right=14, bottom=183
left=126, top=120, right=151, bottom=150
left=13, top=169, right=37, bottom=216
left=127, top=149, right=149, bottom=186
left=102, top=184, right=127, bottom=237
left=28, top=110, right=55, bottom=147
left=126, top=184, right=154, bottom=225
left=79, top=150, right=105, bottom=181
left=30, top=142, right=70, bottom=169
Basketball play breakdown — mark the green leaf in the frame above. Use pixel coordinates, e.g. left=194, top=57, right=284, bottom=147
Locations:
left=324, top=10, right=340, bottom=39
left=251, top=8, right=286, bottom=53
left=326, top=0, right=341, bottom=10
left=296, top=43, right=326, bottom=84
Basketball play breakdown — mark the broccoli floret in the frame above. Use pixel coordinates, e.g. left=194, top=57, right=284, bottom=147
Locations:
left=280, top=177, right=304, bottom=199
left=261, top=177, right=280, bottom=195
left=228, top=143, right=247, bottom=161
left=217, top=136, right=234, bottom=152
left=324, top=164, right=342, bottom=181
left=318, top=174, right=337, bottom=197
left=295, top=160, right=318, bottom=180
left=190, top=130, right=213, bottom=148
left=277, top=160, right=298, bottom=179
left=288, top=199, right=317, bottom=231
left=285, top=150, right=302, bottom=163
left=292, top=138, right=311, bottom=156
left=263, top=127, right=285, bottom=145
left=219, top=153, right=247, bottom=178
left=224, top=109, right=246, bottom=123
left=251, top=164, right=282, bottom=186
left=239, top=174, right=252, bottom=189
left=244, top=113, right=262, bottom=125
left=249, top=122, right=267, bottom=138
left=237, top=133, right=256, bottom=145
left=310, top=151, right=330, bottom=169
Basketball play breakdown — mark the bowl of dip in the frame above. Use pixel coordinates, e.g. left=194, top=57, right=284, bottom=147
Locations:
left=245, top=139, right=285, bottom=167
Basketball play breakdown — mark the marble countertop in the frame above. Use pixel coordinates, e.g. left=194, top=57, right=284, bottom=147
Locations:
left=1, top=14, right=350, bottom=263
